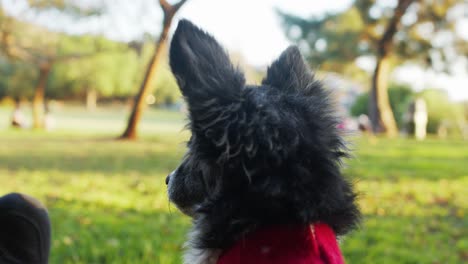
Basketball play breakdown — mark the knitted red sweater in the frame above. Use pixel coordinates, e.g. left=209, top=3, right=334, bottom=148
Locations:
left=217, top=223, right=344, bottom=264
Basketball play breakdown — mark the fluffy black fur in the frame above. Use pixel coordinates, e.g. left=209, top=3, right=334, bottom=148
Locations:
left=167, top=19, right=360, bottom=253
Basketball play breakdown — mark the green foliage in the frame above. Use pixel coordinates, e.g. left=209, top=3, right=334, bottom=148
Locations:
left=47, top=35, right=139, bottom=99
left=24, top=0, right=103, bottom=17
left=0, top=61, right=11, bottom=99
left=44, top=36, right=181, bottom=105
left=0, top=60, right=37, bottom=99
left=277, top=7, right=367, bottom=76
left=350, top=92, right=368, bottom=116
left=351, top=85, right=465, bottom=135
left=419, top=89, right=465, bottom=134
left=277, top=0, right=467, bottom=74
left=153, top=66, right=180, bottom=106
left=464, top=101, right=468, bottom=120
left=0, top=106, right=466, bottom=263
left=140, top=42, right=181, bottom=106
left=0, top=5, right=182, bottom=105
left=7, top=34, right=180, bottom=105
left=388, top=84, right=415, bottom=127
left=351, top=84, right=414, bottom=127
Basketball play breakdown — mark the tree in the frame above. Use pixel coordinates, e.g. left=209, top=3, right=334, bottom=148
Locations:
left=128, top=39, right=180, bottom=107
left=419, top=89, right=465, bottom=135
left=152, top=66, right=180, bottom=106
left=277, top=7, right=368, bottom=78
left=5, top=32, right=100, bottom=128
left=50, top=35, right=137, bottom=109
left=119, top=0, right=187, bottom=140
left=0, top=59, right=36, bottom=100
left=0, top=2, right=103, bottom=128
left=0, top=17, right=58, bottom=128
left=351, top=83, right=414, bottom=128
left=278, top=0, right=467, bottom=136
left=368, top=0, right=413, bottom=136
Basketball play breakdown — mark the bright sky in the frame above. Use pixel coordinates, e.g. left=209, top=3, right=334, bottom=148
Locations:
left=4, top=0, right=468, bottom=101
left=176, top=0, right=354, bottom=66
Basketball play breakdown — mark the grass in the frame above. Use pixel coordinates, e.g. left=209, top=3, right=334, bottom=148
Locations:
left=0, top=105, right=467, bottom=263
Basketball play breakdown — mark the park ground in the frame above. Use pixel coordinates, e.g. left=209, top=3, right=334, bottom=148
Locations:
left=0, top=106, right=467, bottom=264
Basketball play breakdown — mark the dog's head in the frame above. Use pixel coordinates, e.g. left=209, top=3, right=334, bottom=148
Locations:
left=167, top=20, right=359, bottom=237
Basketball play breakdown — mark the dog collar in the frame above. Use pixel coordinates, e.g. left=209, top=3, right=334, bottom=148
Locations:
left=217, top=223, right=344, bottom=264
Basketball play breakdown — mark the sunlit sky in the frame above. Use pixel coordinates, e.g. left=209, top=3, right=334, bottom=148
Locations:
left=3, top=0, right=468, bottom=101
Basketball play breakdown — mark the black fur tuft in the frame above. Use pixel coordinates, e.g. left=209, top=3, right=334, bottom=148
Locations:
left=170, top=20, right=245, bottom=123
left=263, top=46, right=322, bottom=96
left=167, top=20, right=360, bottom=255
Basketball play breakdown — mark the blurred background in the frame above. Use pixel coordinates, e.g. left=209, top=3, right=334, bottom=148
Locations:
left=0, top=0, right=467, bottom=263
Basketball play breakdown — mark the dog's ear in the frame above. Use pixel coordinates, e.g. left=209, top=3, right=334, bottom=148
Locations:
left=170, top=20, right=245, bottom=112
left=262, top=46, right=320, bottom=95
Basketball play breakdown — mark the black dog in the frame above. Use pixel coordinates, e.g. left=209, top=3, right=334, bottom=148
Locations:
left=167, top=20, right=360, bottom=264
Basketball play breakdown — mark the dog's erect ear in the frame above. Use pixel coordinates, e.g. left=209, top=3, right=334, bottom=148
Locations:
left=170, top=20, right=245, bottom=110
left=262, top=46, right=320, bottom=95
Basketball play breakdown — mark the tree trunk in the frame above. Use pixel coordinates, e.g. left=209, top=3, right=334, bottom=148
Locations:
left=119, top=0, right=187, bottom=140
left=86, top=88, right=97, bottom=111
left=368, top=0, right=414, bottom=137
left=119, top=41, right=166, bottom=139
left=32, top=63, right=51, bottom=129
left=369, top=55, right=398, bottom=136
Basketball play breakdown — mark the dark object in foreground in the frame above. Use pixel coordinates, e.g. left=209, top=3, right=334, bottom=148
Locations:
left=0, top=193, right=51, bottom=264
left=167, top=20, right=360, bottom=263
left=11, top=101, right=27, bottom=129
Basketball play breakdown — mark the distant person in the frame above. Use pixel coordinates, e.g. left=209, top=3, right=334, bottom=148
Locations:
left=463, top=124, right=468, bottom=141
left=358, top=114, right=371, bottom=133
left=337, top=117, right=358, bottom=132
left=44, top=104, right=56, bottom=131
left=11, top=100, right=27, bottom=128
left=406, top=98, right=428, bottom=140
left=0, top=193, right=51, bottom=264
left=413, top=98, right=428, bottom=140
left=437, top=120, right=449, bottom=139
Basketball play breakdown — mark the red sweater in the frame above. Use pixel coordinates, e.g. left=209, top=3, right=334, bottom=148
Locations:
left=217, top=223, right=345, bottom=264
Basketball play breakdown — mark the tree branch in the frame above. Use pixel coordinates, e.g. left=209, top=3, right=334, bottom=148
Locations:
left=1, top=42, right=34, bottom=61
left=1, top=30, right=35, bottom=61
left=159, top=0, right=171, bottom=12
left=172, top=0, right=188, bottom=12
left=378, top=0, right=416, bottom=56
left=159, top=0, right=188, bottom=16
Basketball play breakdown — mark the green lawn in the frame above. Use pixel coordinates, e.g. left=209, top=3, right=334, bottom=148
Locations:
left=0, top=106, right=467, bottom=263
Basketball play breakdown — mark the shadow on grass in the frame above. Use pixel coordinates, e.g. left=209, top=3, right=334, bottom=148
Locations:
left=343, top=214, right=466, bottom=264
left=47, top=197, right=190, bottom=264
left=0, top=135, right=187, bottom=176
left=345, top=138, right=468, bottom=181
left=47, top=197, right=466, bottom=264
left=345, top=154, right=468, bottom=181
